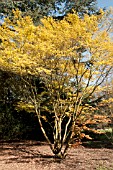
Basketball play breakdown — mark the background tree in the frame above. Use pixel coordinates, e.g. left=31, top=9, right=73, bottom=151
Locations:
left=0, top=9, right=113, bottom=158
left=96, top=77, right=113, bottom=144
left=0, top=69, right=45, bottom=140
left=0, top=0, right=98, bottom=24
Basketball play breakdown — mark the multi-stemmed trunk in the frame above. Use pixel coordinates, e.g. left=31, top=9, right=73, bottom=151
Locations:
left=35, top=103, right=72, bottom=158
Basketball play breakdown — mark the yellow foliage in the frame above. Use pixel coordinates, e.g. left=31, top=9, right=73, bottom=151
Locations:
left=0, top=9, right=113, bottom=125
left=16, top=101, right=35, bottom=112
left=0, top=9, right=113, bottom=76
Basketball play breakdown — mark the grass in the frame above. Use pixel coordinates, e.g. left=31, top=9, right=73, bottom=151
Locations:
left=96, top=166, right=112, bottom=170
left=98, top=128, right=112, bottom=133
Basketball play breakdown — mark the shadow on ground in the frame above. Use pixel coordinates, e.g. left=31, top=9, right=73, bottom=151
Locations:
left=0, top=140, right=113, bottom=170
left=0, top=141, right=55, bottom=163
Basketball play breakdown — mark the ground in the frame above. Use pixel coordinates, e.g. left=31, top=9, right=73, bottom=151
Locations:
left=0, top=140, right=113, bottom=170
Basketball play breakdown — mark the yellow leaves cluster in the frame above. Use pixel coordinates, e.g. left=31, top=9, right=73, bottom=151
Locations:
left=0, top=9, right=113, bottom=77
left=16, top=101, right=35, bottom=112
left=102, top=98, right=113, bottom=105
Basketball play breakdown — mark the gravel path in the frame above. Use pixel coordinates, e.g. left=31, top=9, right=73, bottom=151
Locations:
left=0, top=141, right=113, bottom=170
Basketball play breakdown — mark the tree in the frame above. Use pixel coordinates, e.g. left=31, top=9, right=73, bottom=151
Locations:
left=97, top=77, right=113, bottom=144
left=0, top=0, right=55, bottom=24
left=52, top=0, right=98, bottom=18
left=0, top=9, right=113, bottom=158
left=0, top=0, right=98, bottom=24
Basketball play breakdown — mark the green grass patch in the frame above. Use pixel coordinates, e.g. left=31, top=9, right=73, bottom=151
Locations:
left=96, top=166, right=112, bottom=170
left=98, top=128, right=112, bottom=133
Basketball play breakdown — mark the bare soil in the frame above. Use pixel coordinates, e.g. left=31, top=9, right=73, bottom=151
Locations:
left=0, top=140, right=113, bottom=170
